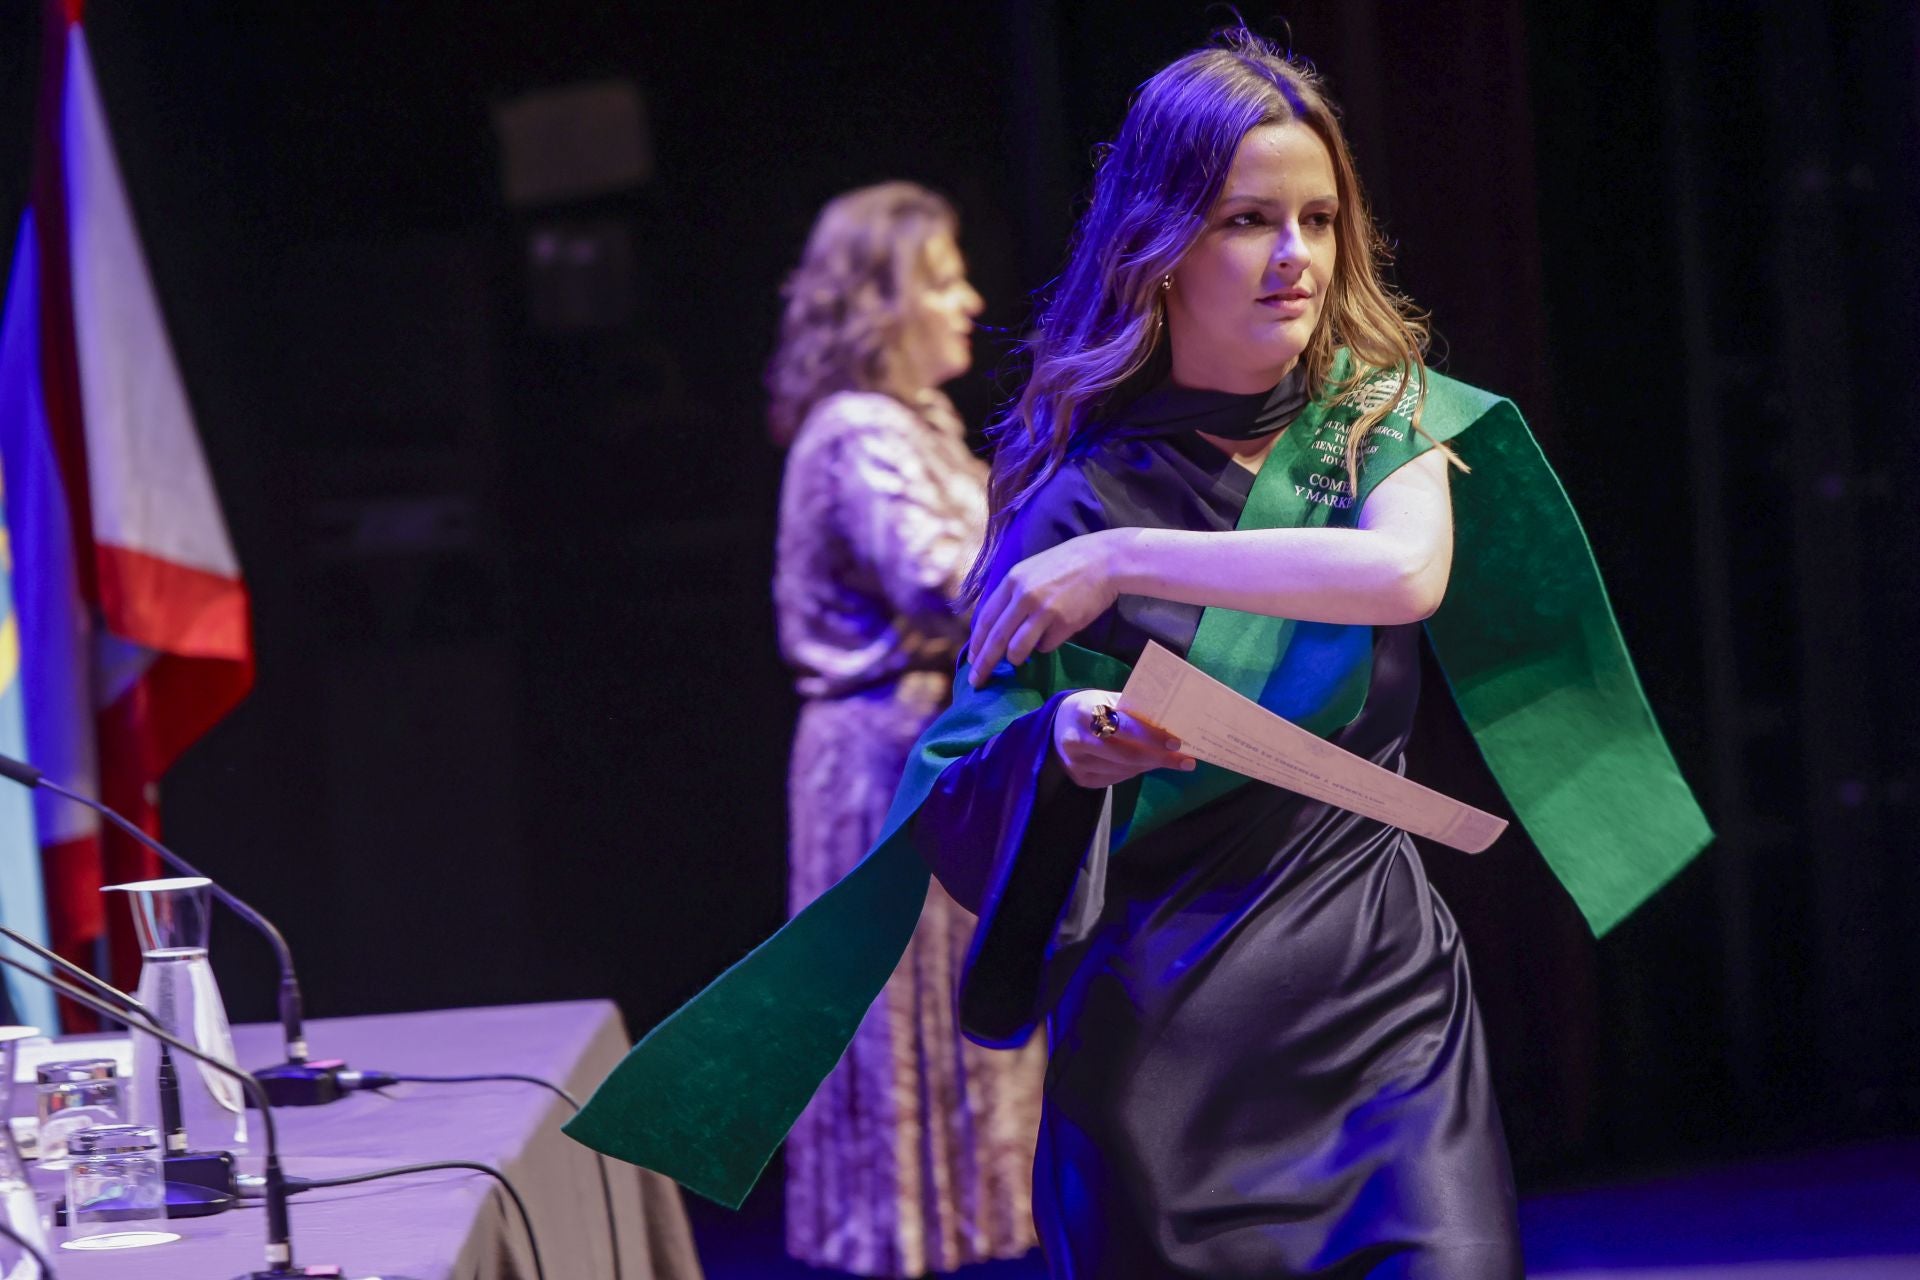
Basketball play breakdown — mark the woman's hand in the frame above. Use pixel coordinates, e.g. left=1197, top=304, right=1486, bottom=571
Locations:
left=968, top=529, right=1131, bottom=687
left=1052, top=689, right=1195, bottom=789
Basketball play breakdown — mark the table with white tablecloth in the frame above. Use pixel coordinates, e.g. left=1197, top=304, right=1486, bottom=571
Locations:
left=28, top=999, right=702, bottom=1280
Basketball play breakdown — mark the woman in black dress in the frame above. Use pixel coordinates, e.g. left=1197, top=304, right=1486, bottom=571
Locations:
left=568, top=28, right=1709, bottom=1280
left=914, top=32, right=1523, bottom=1278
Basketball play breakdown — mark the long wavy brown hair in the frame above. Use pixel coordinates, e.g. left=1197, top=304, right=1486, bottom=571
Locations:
left=968, top=29, right=1441, bottom=598
left=765, top=181, right=960, bottom=447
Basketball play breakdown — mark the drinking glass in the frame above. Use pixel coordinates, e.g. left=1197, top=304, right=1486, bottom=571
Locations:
left=64, top=1124, right=169, bottom=1248
left=33, top=1060, right=122, bottom=1169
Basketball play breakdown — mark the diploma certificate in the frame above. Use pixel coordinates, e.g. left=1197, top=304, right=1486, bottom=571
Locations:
left=1118, top=641, right=1507, bottom=854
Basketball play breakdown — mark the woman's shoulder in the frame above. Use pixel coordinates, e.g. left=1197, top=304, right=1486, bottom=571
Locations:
left=795, top=390, right=925, bottom=447
left=985, top=442, right=1134, bottom=576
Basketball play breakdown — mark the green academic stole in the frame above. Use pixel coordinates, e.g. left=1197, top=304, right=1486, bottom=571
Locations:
left=562, top=355, right=1712, bottom=1208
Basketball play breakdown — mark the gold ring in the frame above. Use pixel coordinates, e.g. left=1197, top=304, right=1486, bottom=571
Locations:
left=1090, top=704, right=1120, bottom=740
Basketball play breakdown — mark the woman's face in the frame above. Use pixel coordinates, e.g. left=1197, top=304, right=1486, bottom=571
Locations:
left=895, top=231, right=984, bottom=392
left=1166, top=121, right=1339, bottom=393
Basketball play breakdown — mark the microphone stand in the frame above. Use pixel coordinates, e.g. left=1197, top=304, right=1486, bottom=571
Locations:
left=0, top=1219, right=54, bottom=1280
left=0, top=958, right=331, bottom=1278
left=0, top=930, right=235, bottom=1213
left=0, top=755, right=343, bottom=1106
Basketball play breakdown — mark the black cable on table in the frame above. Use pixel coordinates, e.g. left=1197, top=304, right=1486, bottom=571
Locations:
left=380, top=1073, right=580, bottom=1107
left=376, top=1072, right=620, bottom=1280
left=287, top=1160, right=545, bottom=1280
left=0, top=1219, right=56, bottom=1279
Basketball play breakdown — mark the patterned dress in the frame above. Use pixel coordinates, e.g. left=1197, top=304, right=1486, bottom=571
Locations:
left=775, top=389, right=1046, bottom=1277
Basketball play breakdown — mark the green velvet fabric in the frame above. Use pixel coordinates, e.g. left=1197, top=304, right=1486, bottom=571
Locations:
left=558, top=642, right=1127, bottom=1208
left=1421, top=383, right=1713, bottom=934
left=561, top=361, right=1711, bottom=1207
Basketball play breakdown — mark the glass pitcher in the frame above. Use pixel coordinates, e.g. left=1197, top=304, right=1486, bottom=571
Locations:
left=105, top=878, right=248, bottom=1152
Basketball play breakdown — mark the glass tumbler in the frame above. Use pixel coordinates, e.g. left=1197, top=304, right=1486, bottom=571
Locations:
left=64, top=1124, right=165, bottom=1241
left=34, top=1061, right=122, bottom=1169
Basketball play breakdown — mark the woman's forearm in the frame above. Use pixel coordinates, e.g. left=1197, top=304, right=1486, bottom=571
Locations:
left=964, top=453, right=1455, bottom=686
left=1107, top=524, right=1449, bottom=625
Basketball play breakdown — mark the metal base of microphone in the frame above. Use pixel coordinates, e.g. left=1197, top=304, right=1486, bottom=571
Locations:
left=252, top=1060, right=347, bottom=1107
left=163, top=1180, right=235, bottom=1218
left=165, top=1147, right=240, bottom=1196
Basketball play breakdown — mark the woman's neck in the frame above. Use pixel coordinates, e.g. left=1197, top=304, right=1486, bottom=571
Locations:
left=1167, top=348, right=1300, bottom=397
left=879, top=373, right=934, bottom=405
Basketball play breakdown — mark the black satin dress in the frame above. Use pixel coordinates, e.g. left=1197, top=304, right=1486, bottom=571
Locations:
left=915, top=410, right=1523, bottom=1279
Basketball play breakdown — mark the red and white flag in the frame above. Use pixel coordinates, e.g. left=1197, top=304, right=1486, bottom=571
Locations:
left=0, top=0, right=254, bottom=1011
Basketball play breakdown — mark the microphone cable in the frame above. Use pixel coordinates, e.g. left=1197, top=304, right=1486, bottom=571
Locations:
left=252, top=1159, right=545, bottom=1280
left=375, top=1072, right=577, bottom=1102
left=349, top=1071, right=620, bottom=1280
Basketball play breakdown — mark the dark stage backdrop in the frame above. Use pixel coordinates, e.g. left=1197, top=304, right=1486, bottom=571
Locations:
left=0, top=0, right=1911, bottom=1187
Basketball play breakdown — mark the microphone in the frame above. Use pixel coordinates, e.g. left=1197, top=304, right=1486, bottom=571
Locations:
left=0, top=956, right=324, bottom=1277
left=0, top=752, right=343, bottom=1106
left=0, top=927, right=235, bottom=1212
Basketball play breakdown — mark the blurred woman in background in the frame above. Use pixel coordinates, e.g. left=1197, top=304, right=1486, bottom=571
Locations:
left=768, top=181, right=1043, bottom=1277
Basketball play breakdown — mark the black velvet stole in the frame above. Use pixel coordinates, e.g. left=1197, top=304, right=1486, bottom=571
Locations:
left=1107, top=365, right=1308, bottom=441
